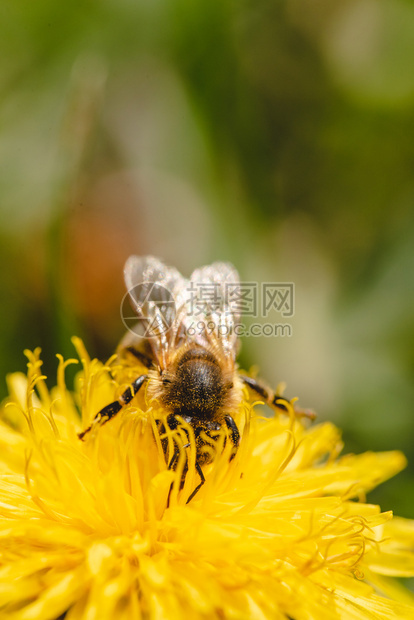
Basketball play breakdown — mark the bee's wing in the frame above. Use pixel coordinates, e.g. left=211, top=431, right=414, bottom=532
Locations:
left=124, top=255, right=187, bottom=364
left=183, top=262, right=242, bottom=358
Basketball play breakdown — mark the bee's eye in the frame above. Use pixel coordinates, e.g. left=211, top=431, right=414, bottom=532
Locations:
left=162, top=378, right=172, bottom=386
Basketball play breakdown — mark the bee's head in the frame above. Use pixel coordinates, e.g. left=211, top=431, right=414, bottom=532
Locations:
left=159, top=346, right=233, bottom=419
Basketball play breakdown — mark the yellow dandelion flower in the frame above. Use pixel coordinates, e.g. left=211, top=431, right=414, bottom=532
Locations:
left=1, top=339, right=414, bottom=620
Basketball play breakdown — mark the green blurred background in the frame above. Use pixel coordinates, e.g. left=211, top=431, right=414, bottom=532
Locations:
left=1, top=0, right=414, bottom=518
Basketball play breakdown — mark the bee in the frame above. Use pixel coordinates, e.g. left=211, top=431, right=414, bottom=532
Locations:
left=79, top=256, right=314, bottom=502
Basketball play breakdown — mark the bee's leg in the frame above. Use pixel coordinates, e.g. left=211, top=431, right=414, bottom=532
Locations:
left=164, top=416, right=206, bottom=504
left=167, top=444, right=184, bottom=471
left=186, top=461, right=205, bottom=504
left=166, top=445, right=180, bottom=508
left=165, top=414, right=189, bottom=504
left=240, top=375, right=315, bottom=420
left=184, top=418, right=240, bottom=504
left=224, top=414, right=240, bottom=460
left=78, top=374, right=148, bottom=440
left=166, top=440, right=191, bottom=507
left=125, top=346, right=153, bottom=369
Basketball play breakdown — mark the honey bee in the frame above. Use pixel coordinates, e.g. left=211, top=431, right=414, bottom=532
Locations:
left=79, top=256, right=314, bottom=502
